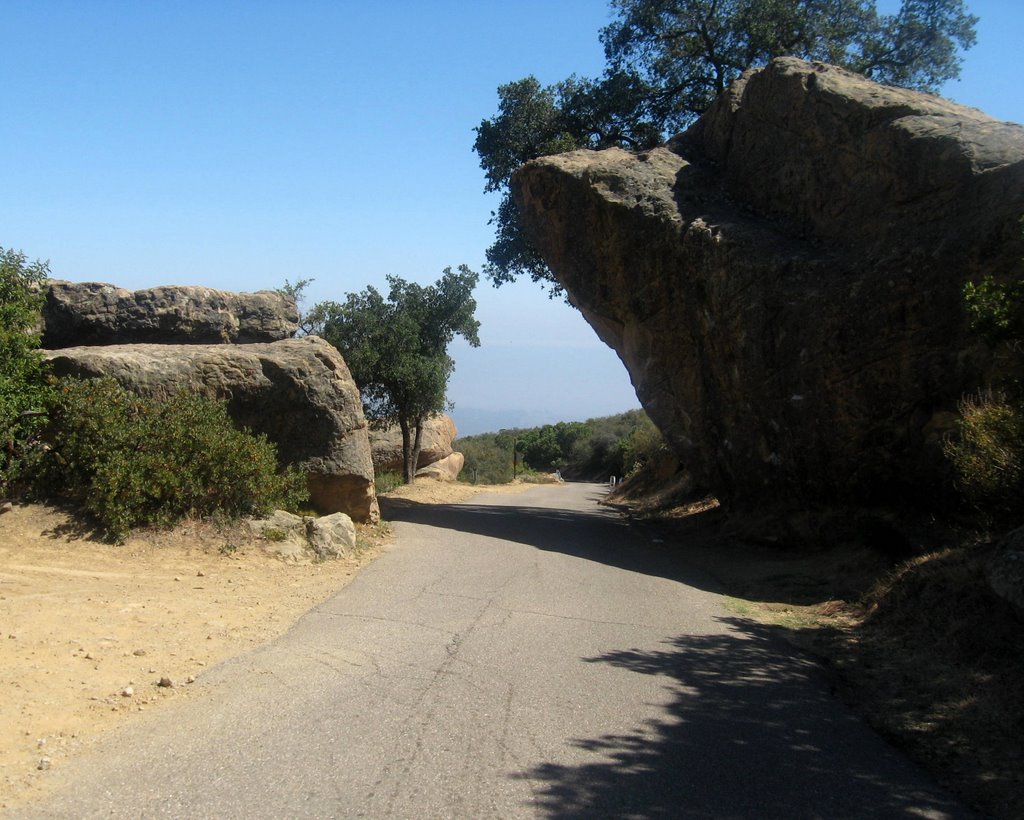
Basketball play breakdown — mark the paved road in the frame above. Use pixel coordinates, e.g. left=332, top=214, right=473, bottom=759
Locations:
left=17, top=483, right=970, bottom=818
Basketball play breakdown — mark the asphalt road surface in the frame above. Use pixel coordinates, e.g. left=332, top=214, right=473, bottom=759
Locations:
left=17, top=483, right=972, bottom=819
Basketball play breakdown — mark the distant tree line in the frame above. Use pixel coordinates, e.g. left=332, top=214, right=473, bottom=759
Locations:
left=457, top=409, right=667, bottom=484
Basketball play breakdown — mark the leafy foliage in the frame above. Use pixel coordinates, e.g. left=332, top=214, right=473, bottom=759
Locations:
left=37, top=378, right=308, bottom=542
left=374, top=471, right=405, bottom=495
left=0, top=247, right=52, bottom=492
left=474, top=0, right=978, bottom=292
left=963, top=274, right=1024, bottom=349
left=275, top=277, right=316, bottom=336
left=945, top=231, right=1024, bottom=525
left=944, top=391, right=1024, bottom=525
left=458, top=409, right=665, bottom=484
left=314, top=266, right=480, bottom=483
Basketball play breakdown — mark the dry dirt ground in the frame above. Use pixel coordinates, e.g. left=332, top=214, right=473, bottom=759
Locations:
left=0, top=479, right=535, bottom=811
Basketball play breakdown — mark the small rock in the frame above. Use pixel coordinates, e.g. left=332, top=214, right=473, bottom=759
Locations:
left=306, top=512, right=356, bottom=559
left=0, top=500, right=13, bottom=515
left=132, top=649, right=147, bottom=657
left=37, top=757, right=51, bottom=771
left=121, top=686, right=134, bottom=698
left=196, top=570, right=205, bottom=577
left=185, top=675, right=196, bottom=684
left=157, top=677, right=174, bottom=688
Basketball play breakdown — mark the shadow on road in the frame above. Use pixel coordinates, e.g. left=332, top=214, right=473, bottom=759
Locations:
left=379, top=492, right=724, bottom=594
left=516, top=615, right=971, bottom=819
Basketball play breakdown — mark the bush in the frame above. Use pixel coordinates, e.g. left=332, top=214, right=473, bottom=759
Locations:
left=0, top=248, right=52, bottom=493
left=944, top=390, right=1024, bottom=524
left=458, top=434, right=516, bottom=484
left=621, top=416, right=668, bottom=478
left=374, top=470, right=404, bottom=495
left=38, top=378, right=308, bottom=541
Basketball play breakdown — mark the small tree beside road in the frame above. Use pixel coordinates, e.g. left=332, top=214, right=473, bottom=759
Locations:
left=315, top=266, right=480, bottom=484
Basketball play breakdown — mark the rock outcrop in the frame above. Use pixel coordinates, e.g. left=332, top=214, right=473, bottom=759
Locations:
left=416, top=452, right=465, bottom=482
left=44, top=336, right=379, bottom=522
left=369, top=415, right=458, bottom=472
left=512, top=57, right=1024, bottom=515
left=41, top=281, right=298, bottom=348
left=248, top=510, right=357, bottom=561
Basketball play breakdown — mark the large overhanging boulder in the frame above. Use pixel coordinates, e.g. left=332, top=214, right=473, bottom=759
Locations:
left=43, top=336, right=379, bottom=523
left=41, top=281, right=298, bottom=348
left=368, top=414, right=458, bottom=472
left=511, top=57, right=1024, bottom=517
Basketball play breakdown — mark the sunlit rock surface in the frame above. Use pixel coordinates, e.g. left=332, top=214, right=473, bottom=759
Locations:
left=42, top=281, right=298, bottom=347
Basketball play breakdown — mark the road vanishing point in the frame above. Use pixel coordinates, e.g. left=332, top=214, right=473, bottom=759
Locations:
left=16, top=483, right=972, bottom=819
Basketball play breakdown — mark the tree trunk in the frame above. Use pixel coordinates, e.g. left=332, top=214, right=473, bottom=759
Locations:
left=399, top=417, right=428, bottom=484
left=410, top=422, right=425, bottom=485
left=400, top=417, right=414, bottom=484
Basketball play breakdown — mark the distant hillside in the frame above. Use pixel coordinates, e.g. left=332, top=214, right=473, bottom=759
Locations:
left=456, top=409, right=665, bottom=484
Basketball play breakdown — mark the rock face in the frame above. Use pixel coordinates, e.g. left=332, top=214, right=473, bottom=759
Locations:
left=369, top=415, right=458, bottom=472
left=44, top=337, right=379, bottom=522
left=512, top=57, right=1024, bottom=514
left=41, top=281, right=298, bottom=348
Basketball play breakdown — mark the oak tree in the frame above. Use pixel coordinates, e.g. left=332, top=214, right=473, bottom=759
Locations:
left=315, top=266, right=480, bottom=484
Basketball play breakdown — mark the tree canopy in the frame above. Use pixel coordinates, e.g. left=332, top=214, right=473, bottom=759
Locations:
left=474, top=0, right=978, bottom=294
left=313, top=266, right=480, bottom=484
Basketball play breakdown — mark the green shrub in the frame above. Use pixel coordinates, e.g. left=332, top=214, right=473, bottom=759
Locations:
left=456, top=409, right=666, bottom=483
left=0, top=248, right=52, bottom=493
left=38, top=378, right=308, bottom=542
left=621, top=415, right=667, bottom=478
left=944, top=390, right=1024, bottom=523
left=374, top=470, right=404, bottom=495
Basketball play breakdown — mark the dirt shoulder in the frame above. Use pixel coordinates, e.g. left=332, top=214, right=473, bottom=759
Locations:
left=0, top=478, right=533, bottom=810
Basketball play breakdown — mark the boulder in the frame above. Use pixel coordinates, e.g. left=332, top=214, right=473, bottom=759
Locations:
left=369, top=415, right=457, bottom=472
left=511, top=57, right=1024, bottom=515
left=416, top=452, right=465, bottom=482
left=306, top=512, right=356, bottom=559
left=44, top=336, right=379, bottom=522
left=41, top=281, right=298, bottom=348
left=247, top=510, right=310, bottom=562
left=248, top=510, right=356, bottom=561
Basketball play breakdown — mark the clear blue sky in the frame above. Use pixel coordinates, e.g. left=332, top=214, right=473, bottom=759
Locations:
left=3, top=1, right=1021, bottom=436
